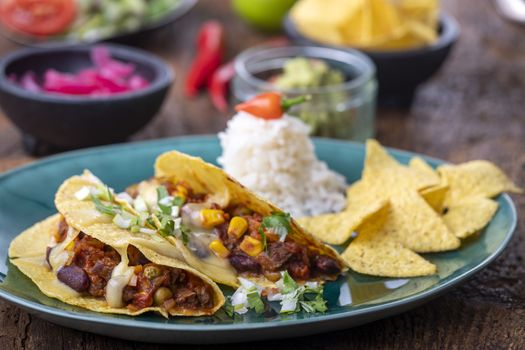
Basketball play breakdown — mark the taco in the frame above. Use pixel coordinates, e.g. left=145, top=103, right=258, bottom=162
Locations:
left=55, top=151, right=346, bottom=288
left=9, top=213, right=224, bottom=317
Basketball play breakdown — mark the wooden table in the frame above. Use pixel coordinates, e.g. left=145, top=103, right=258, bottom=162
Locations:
left=0, top=1, right=524, bottom=348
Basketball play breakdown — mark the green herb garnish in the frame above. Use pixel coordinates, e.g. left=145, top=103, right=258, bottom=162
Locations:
left=179, top=224, right=191, bottom=245
left=247, top=288, right=265, bottom=314
left=91, top=194, right=118, bottom=216
left=259, top=212, right=292, bottom=249
left=278, top=271, right=327, bottom=314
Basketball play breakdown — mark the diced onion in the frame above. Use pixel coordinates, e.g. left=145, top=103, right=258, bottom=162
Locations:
left=305, top=281, right=319, bottom=289
left=133, top=196, right=148, bottom=213
left=159, top=196, right=174, bottom=206
left=74, top=186, right=91, bottom=201
left=266, top=292, right=283, bottom=302
left=116, top=192, right=133, bottom=204
left=280, top=295, right=298, bottom=313
left=113, top=214, right=132, bottom=229
left=173, top=217, right=182, bottom=230
left=139, top=228, right=157, bottom=235
left=171, top=206, right=180, bottom=218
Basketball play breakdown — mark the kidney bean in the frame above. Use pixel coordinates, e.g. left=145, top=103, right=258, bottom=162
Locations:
left=57, top=265, right=90, bottom=292
left=313, top=255, right=341, bottom=275
left=228, top=252, right=261, bottom=273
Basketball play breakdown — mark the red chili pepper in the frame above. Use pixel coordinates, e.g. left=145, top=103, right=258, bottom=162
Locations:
left=185, top=21, right=224, bottom=97
left=235, top=92, right=310, bottom=120
left=208, top=61, right=235, bottom=112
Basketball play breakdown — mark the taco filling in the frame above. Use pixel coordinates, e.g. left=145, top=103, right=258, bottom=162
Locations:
left=125, top=179, right=343, bottom=283
left=47, top=218, right=216, bottom=314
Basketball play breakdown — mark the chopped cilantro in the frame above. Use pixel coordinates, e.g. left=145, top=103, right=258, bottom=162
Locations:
left=260, top=212, right=292, bottom=243
left=247, top=288, right=265, bottom=314
left=223, top=298, right=234, bottom=318
left=156, top=186, right=169, bottom=200
left=277, top=271, right=327, bottom=314
left=91, top=194, right=117, bottom=216
left=179, top=224, right=191, bottom=245
left=281, top=271, right=298, bottom=294
left=172, top=196, right=185, bottom=207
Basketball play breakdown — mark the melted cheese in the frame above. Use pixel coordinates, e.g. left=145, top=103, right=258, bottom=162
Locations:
left=105, top=247, right=134, bottom=308
left=49, top=226, right=80, bottom=272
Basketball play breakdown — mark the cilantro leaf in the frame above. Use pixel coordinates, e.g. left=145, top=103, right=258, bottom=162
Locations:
left=156, top=186, right=172, bottom=215
left=156, top=186, right=169, bottom=200
left=179, top=224, right=191, bottom=245
left=172, top=196, right=185, bottom=207
left=260, top=212, right=292, bottom=243
left=223, top=298, right=234, bottom=318
left=281, top=271, right=298, bottom=294
left=158, top=217, right=175, bottom=238
left=247, top=288, right=265, bottom=314
left=91, top=194, right=117, bottom=216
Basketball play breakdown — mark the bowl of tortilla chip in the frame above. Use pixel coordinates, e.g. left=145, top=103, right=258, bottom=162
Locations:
left=284, top=0, right=460, bottom=108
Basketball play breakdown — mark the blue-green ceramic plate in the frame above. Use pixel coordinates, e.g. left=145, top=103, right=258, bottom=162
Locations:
left=0, top=136, right=517, bottom=344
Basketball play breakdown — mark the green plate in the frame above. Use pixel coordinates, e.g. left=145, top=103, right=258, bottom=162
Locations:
left=0, top=136, right=517, bottom=344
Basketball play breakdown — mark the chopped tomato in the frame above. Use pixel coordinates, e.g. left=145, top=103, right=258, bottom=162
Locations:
left=0, top=0, right=76, bottom=36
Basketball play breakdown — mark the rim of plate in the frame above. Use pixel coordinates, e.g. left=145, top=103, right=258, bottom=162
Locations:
left=0, top=135, right=518, bottom=332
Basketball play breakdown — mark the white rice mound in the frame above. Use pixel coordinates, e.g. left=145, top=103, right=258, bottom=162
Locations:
left=218, top=112, right=347, bottom=218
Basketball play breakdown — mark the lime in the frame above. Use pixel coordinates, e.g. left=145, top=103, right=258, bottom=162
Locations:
left=231, top=0, right=296, bottom=32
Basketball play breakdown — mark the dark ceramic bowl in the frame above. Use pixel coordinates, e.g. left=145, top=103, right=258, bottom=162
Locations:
left=0, top=44, right=173, bottom=155
left=284, top=13, right=460, bottom=108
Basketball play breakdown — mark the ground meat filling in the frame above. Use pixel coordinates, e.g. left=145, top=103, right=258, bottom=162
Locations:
left=124, top=246, right=214, bottom=311
left=50, top=221, right=214, bottom=312
left=213, top=207, right=342, bottom=281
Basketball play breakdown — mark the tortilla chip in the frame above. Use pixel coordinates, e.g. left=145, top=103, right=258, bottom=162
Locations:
left=438, top=160, right=522, bottom=200
left=420, top=184, right=449, bottom=213
left=363, top=140, right=440, bottom=193
left=409, top=156, right=441, bottom=184
left=348, top=141, right=459, bottom=252
left=443, top=197, right=499, bottom=239
left=297, top=180, right=388, bottom=245
left=383, top=188, right=460, bottom=252
left=341, top=204, right=436, bottom=277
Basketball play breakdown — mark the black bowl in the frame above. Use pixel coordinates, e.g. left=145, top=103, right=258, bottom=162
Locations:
left=284, top=13, right=460, bottom=108
left=0, top=44, right=173, bottom=155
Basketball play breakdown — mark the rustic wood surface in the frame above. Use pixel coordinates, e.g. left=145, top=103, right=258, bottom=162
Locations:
left=0, top=0, right=524, bottom=349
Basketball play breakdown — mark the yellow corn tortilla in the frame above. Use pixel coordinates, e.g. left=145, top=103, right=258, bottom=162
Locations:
left=9, top=214, right=224, bottom=317
left=341, top=204, right=436, bottom=278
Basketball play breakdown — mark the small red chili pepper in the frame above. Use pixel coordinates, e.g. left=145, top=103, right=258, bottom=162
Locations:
left=208, top=61, right=235, bottom=112
left=235, top=92, right=310, bottom=120
left=185, top=21, right=224, bottom=97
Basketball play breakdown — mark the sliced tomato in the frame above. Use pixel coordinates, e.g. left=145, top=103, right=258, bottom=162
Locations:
left=0, top=0, right=76, bottom=36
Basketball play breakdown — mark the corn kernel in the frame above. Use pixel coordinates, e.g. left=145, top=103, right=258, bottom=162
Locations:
left=227, top=216, right=248, bottom=238
left=176, top=184, right=189, bottom=196
left=239, top=236, right=263, bottom=257
left=200, top=209, right=225, bottom=228
left=65, top=240, right=75, bottom=251
left=209, top=239, right=230, bottom=258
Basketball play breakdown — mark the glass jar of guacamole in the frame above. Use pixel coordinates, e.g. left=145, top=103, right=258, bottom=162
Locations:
left=232, top=46, right=377, bottom=141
